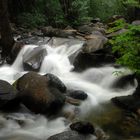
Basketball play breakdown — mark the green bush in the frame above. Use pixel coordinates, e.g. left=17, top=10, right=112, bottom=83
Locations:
left=107, top=19, right=128, bottom=33
left=18, top=12, right=46, bottom=29
left=68, top=0, right=91, bottom=26
left=89, top=0, right=126, bottom=21
left=45, top=0, right=66, bottom=27
left=110, top=23, right=140, bottom=74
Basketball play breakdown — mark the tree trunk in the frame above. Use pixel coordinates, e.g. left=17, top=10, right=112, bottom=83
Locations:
left=0, top=0, right=14, bottom=56
left=59, top=0, right=74, bottom=21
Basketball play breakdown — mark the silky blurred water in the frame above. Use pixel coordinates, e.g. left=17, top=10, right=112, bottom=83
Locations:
left=0, top=38, right=136, bottom=140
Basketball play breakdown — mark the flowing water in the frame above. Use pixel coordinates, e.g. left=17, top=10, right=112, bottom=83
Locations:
left=0, top=39, right=136, bottom=140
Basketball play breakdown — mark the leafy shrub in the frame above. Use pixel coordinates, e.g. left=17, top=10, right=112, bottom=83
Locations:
left=17, top=12, right=46, bottom=29
left=89, top=0, right=126, bottom=21
left=45, top=0, right=67, bottom=27
left=110, top=24, right=140, bottom=74
left=107, top=19, right=128, bottom=33
left=68, top=0, right=92, bottom=26
left=123, top=0, right=140, bottom=8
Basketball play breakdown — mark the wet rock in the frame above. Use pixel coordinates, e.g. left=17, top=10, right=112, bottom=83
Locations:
left=44, top=73, right=66, bottom=93
left=23, top=46, right=47, bottom=71
left=49, top=37, right=84, bottom=48
left=78, top=25, right=105, bottom=35
left=70, top=121, right=95, bottom=134
left=83, top=35, right=108, bottom=53
left=67, top=90, right=88, bottom=100
left=111, top=74, right=135, bottom=89
left=73, top=47, right=115, bottom=71
left=16, top=72, right=66, bottom=115
left=41, top=26, right=76, bottom=38
left=0, top=80, right=19, bottom=110
left=7, top=41, right=24, bottom=64
left=17, top=36, right=50, bottom=45
left=47, top=131, right=97, bottom=140
left=78, top=25, right=95, bottom=34
left=73, top=32, right=115, bottom=71
left=111, top=95, right=140, bottom=113
left=65, top=96, right=81, bottom=106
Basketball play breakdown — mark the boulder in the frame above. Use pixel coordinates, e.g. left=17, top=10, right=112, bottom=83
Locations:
left=67, top=90, right=88, bottom=100
left=111, top=73, right=135, bottom=89
left=0, top=80, right=19, bottom=111
left=70, top=121, right=95, bottom=134
left=41, top=26, right=77, bottom=38
left=16, top=72, right=66, bottom=115
left=78, top=25, right=95, bottom=34
left=44, top=73, right=66, bottom=93
left=78, top=25, right=106, bottom=35
left=73, top=32, right=114, bottom=71
left=47, top=131, right=97, bottom=140
left=111, top=95, right=140, bottom=113
left=73, top=47, right=115, bottom=71
left=132, top=20, right=140, bottom=26
left=23, top=46, right=47, bottom=71
left=83, top=35, right=108, bottom=53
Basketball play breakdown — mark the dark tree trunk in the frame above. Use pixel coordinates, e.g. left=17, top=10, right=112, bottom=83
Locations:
left=0, top=0, right=15, bottom=56
left=59, top=0, right=75, bottom=22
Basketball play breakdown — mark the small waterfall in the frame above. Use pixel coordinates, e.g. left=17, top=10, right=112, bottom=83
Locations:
left=0, top=38, right=136, bottom=139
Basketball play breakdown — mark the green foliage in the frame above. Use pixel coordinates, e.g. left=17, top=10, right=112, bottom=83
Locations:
left=69, top=0, right=92, bottom=26
left=110, top=23, right=140, bottom=74
left=107, top=19, right=128, bottom=33
left=45, top=0, right=67, bottom=27
left=17, top=0, right=91, bottom=28
left=89, top=0, right=126, bottom=21
left=123, top=0, right=140, bottom=8
left=18, top=12, right=46, bottom=29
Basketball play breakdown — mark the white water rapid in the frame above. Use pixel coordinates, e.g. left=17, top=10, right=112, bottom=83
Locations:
left=0, top=38, right=136, bottom=140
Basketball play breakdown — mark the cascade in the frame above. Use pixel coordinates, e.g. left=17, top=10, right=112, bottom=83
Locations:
left=0, top=38, right=136, bottom=139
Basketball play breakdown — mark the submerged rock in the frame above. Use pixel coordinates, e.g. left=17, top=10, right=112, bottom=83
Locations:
left=47, top=121, right=97, bottom=140
left=70, top=121, right=95, bottom=134
left=23, top=46, right=47, bottom=71
left=67, top=90, right=88, bottom=100
left=47, top=131, right=97, bottom=140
